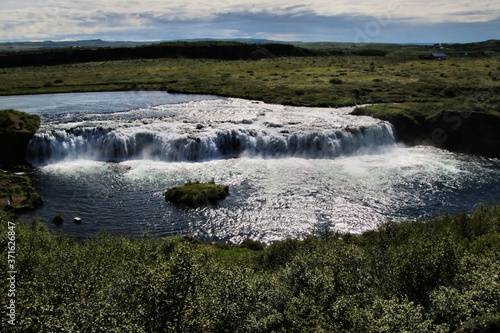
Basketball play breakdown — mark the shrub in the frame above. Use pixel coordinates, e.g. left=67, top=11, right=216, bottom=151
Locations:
left=239, top=239, right=265, bottom=251
left=257, top=238, right=302, bottom=269
left=455, top=315, right=500, bottom=333
left=2, top=204, right=499, bottom=332
left=442, top=86, right=459, bottom=97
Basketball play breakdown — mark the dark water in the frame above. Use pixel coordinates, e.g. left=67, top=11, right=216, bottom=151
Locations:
left=2, top=92, right=499, bottom=244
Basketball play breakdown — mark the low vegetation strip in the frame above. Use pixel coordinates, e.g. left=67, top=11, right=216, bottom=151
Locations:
left=1, top=205, right=499, bottom=332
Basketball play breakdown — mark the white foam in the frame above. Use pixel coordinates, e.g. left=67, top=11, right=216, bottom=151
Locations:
left=27, top=98, right=396, bottom=165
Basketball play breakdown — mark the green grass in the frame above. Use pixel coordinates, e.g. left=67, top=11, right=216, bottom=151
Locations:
left=0, top=109, right=40, bottom=134
left=355, top=97, right=500, bottom=121
left=0, top=56, right=498, bottom=109
left=1, top=204, right=499, bottom=332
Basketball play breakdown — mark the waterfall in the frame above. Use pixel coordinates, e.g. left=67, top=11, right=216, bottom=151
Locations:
left=27, top=123, right=396, bottom=165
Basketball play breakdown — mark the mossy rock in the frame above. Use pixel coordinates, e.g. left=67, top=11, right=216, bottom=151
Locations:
left=165, top=181, right=229, bottom=208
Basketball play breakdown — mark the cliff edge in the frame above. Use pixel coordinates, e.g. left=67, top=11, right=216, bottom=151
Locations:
left=352, top=105, right=500, bottom=158
left=0, top=109, right=40, bottom=168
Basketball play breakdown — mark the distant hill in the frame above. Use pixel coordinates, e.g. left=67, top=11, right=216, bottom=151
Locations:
left=0, top=39, right=154, bottom=51
left=0, top=38, right=292, bottom=52
left=449, top=39, right=500, bottom=50
left=2, top=38, right=498, bottom=52
left=0, top=40, right=394, bottom=68
left=1, top=38, right=496, bottom=68
left=173, top=38, right=295, bottom=44
left=0, top=41, right=320, bottom=67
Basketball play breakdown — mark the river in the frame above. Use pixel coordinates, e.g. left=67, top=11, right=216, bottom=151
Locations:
left=1, top=91, right=499, bottom=243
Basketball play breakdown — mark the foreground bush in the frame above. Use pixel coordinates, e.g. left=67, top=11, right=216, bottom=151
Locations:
left=1, top=205, right=499, bottom=332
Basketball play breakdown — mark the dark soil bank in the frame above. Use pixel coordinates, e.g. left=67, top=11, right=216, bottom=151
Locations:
left=353, top=108, right=500, bottom=158
left=0, top=109, right=40, bottom=168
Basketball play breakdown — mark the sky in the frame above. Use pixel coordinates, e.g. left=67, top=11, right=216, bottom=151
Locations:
left=0, top=0, right=499, bottom=43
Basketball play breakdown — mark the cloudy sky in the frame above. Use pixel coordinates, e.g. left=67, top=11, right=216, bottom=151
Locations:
left=1, top=0, right=499, bottom=43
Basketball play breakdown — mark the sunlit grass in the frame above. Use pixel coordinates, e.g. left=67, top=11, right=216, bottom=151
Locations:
left=1, top=57, right=498, bottom=109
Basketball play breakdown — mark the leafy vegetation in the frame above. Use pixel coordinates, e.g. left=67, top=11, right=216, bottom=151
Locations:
left=1, top=204, right=499, bottom=332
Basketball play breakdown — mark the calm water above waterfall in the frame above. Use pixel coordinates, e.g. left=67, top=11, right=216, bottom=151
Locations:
left=2, top=92, right=500, bottom=244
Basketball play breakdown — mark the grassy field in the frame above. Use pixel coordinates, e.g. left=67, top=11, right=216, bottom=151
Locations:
left=0, top=54, right=498, bottom=111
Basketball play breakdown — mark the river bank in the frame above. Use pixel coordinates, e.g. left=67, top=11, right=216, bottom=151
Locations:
left=353, top=103, right=500, bottom=158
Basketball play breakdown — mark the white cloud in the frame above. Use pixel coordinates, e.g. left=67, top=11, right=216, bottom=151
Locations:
left=386, top=0, right=500, bottom=23
left=0, top=0, right=499, bottom=41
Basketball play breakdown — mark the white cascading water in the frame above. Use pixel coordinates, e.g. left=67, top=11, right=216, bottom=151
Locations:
left=26, top=98, right=396, bottom=165
left=27, top=123, right=396, bottom=164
